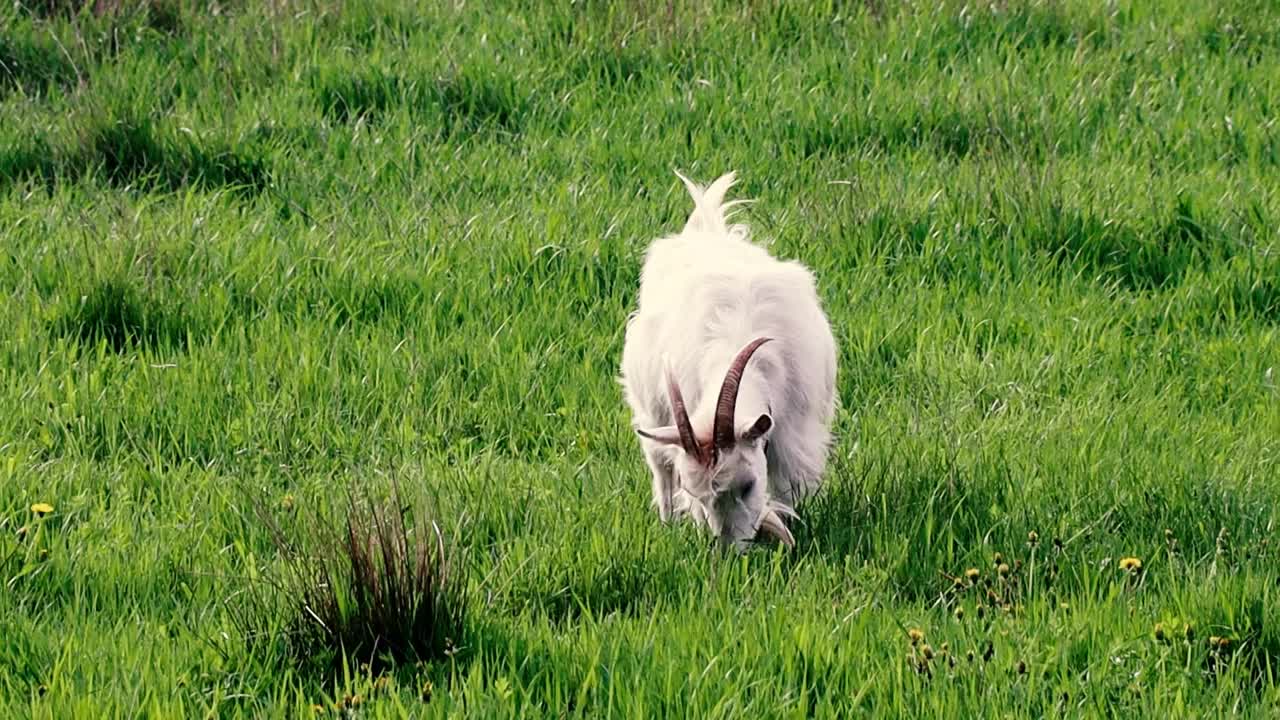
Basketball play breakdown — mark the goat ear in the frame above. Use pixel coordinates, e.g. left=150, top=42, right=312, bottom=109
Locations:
left=741, top=413, right=773, bottom=443
left=636, top=425, right=684, bottom=447
left=757, top=507, right=795, bottom=548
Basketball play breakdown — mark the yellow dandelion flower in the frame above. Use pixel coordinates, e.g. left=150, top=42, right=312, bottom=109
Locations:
left=311, top=704, right=325, bottom=714
left=993, top=552, right=1004, bottom=565
left=1154, top=623, right=1167, bottom=642
left=965, top=568, right=980, bottom=583
left=1119, top=557, right=1142, bottom=572
left=281, top=494, right=296, bottom=511
left=31, top=503, right=54, bottom=516
left=997, top=563, right=1011, bottom=577
left=1027, top=530, right=1039, bottom=546
left=954, top=606, right=965, bottom=620
left=921, top=644, right=935, bottom=661
left=908, top=628, right=925, bottom=645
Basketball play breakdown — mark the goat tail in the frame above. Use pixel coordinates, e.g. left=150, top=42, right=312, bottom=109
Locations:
left=674, top=169, right=753, bottom=237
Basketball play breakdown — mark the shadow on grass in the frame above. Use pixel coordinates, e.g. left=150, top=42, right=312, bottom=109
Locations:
left=0, top=33, right=77, bottom=98
left=836, top=194, right=1244, bottom=292
left=1037, top=195, right=1235, bottom=291
left=2, top=117, right=270, bottom=196
left=314, top=66, right=530, bottom=137
left=16, top=0, right=186, bottom=34
left=50, top=277, right=197, bottom=353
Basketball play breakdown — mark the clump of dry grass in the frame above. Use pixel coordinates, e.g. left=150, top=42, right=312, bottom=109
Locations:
left=233, top=481, right=467, bottom=674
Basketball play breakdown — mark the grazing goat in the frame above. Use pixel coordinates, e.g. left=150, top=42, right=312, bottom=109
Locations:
left=619, top=171, right=838, bottom=550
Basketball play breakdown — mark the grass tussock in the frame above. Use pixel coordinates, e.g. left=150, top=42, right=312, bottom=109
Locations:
left=234, top=483, right=467, bottom=676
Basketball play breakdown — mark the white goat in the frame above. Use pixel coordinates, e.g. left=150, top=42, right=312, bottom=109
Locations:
left=619, top=171, right=838, bottom=550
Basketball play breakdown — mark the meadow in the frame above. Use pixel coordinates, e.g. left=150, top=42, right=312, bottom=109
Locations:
left=2, top=0, right=1279, bottom=716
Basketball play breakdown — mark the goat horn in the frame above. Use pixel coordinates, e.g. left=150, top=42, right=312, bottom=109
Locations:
left=757, top=507, right=795, bottom=548
left=666, top=372, right=704, bottom=462
left=712, top=337, right=773, bottom=450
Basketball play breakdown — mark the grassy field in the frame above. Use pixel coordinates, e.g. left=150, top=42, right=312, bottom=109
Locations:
left=3, top=0, right=1280, bottom=716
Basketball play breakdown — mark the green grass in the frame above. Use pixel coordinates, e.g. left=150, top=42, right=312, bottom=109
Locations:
left=2, top=0, right=1279, bottom=716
